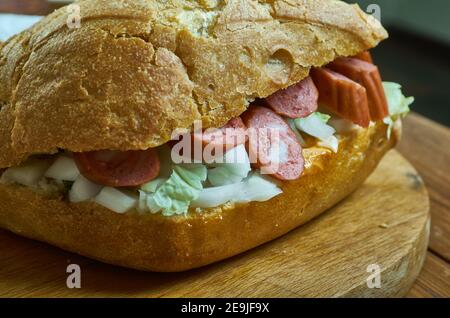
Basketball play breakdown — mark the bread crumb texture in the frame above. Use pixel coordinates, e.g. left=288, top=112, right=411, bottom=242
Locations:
left=0, top=0, right=387, bottom=168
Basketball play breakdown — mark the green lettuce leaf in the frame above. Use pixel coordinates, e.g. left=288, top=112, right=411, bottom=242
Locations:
left=294, top=112, right=336, bottom=141
left=142, top=164, right=207, bottom=216
left=315, top=112, right=331, bottom=123
left=140, top=178, right=167, bottom=193
left=383, top=82, right=414, bottom=139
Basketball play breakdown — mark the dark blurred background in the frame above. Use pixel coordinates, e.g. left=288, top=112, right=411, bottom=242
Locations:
left=348, top=0, right=450, bottom=127
left=0, top=0, right=449, bottom=127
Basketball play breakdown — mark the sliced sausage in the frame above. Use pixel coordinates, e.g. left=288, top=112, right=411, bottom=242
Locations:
left=310, top=68, right=371, bottom=127
left=197, top=117, right=248, bottom=150
left=328, top=57, right=389, bottom=121
left=353, top=51, right=373, bottom=64
left=265, top=77, right=319, bottom=118
left=170, top=118, right=247, bottom=163
left=241, top=105, right=304, bottom=180
left=74, top=149, right=160, bottom=187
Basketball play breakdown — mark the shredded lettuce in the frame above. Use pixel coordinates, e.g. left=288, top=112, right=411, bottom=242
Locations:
left=140, top=164, right=207, bottom=216
left=383, top=82, right=414, bottom=138
left=174, top=164, right=207, bottom=190
left=383, top=82, right=414, bottom=118
left=140, top=178, right=167, bottom=193
left=207, top=145, right=251, bottom=186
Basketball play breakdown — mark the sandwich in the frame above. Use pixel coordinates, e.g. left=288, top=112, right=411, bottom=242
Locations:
left=0, top=0, right=414, bottom=272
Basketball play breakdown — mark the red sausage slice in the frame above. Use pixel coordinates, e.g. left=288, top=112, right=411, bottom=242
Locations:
left=170, top=118, right=247, bottom=163
left=241, top=106, right=304, bottom=181
left=265, top=77, right=319, bottom=118
left=192, top=117, right=247, bottom=154
left=310, top=68, right=371, bottom=127
left=328, top=57, right=389, bottom=121
left=353, top=51, right=373, bottom=64
left=74, top=149, right=160, bottom=187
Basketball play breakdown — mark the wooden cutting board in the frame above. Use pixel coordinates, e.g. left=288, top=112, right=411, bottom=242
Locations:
left=0, top=150, right=430, bottom=298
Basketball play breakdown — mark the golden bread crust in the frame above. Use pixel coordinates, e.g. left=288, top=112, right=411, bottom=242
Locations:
left=0, top=122, right=397, bottom=272
left=0, top=0, right=387, bottom=168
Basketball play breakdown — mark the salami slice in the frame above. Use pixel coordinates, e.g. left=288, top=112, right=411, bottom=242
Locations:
left=197, top=117, right=248, bottom=150
left=171, top=118, right=248, bottom=163
left=265, top=77, right=319, bottom=119
left=74, top=149, right=160, bottom=187
left=241, top=106, right=304, bottom=181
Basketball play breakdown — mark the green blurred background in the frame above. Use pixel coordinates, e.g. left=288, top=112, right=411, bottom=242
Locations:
left=348, top=0, right=450, bottom=126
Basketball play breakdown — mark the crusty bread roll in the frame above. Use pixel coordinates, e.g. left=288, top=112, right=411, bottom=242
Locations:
left=0, top=0, right=386, bottom=168
left=0, top=0, right=394, bottom=272
left=0, top=123, right=398, bottom=272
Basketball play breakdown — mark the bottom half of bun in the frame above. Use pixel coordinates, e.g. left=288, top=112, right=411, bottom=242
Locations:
left=0, top=122, right=398, bottom=272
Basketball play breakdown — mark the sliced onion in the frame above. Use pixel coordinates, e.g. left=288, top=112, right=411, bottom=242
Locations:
left=294, top=114, right=335, bottom=141
left=45, top=156, right=80, bottom=181
left=208, top=167, right=244, bottom=187
left=94, top=187, right=137, bottom=214
left=138, top=190, right=148, bottom=213
left=286, top=119, right=306, bottom=146
left=328, top=118, right=358, bottom=134
left=318, top=135, right=339, bottom=153
left=69, top=175, right=103, bottom=203
left=192, top=173, right=282, bottom=209
left=1, top=160, right=52, bottom=186
left=191, top=183, right=240, bottom=208
left=207, top=145, right=251, bottom=186
left=236, top=174, right=282, bottom=203
left=222, top=145, right=251, bottom=176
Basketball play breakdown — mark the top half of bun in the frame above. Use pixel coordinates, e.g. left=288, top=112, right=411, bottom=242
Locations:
left=0, top=0, right=387, bottom=169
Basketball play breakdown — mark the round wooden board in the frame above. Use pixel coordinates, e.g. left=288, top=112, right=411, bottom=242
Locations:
left=0, top=150, right=430, bottom=298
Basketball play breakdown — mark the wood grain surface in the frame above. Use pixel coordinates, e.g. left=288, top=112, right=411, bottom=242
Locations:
left=0, top=151, right=430, bottom=297
left=397, top=113, right=450, bottom=298
left=398, top=114, right=450, bottom=261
